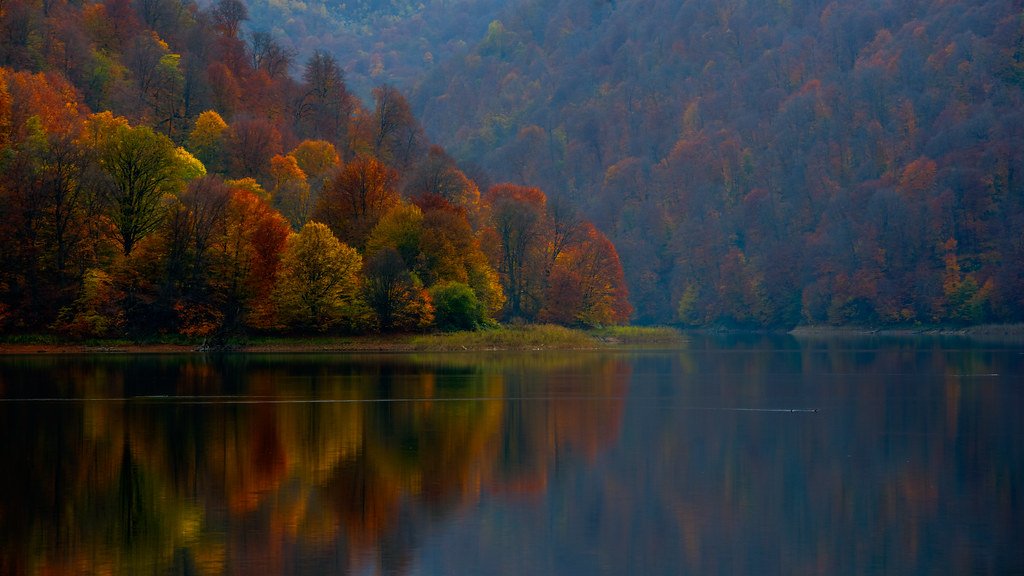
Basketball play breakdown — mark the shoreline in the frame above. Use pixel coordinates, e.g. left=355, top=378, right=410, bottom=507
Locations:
left=787, top=323, right=1024, bottom=337
left=0, top=325, right=675, bottom=355
left=2, top=323, right=1023, bottom=354
left=0, top=336, right=520, bottom=355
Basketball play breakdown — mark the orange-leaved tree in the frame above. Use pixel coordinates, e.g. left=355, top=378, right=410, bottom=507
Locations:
left=541, top=222, right=631, bottom=327
left=214, top=185, right=291, bottom=332
left=312, top=155, right=400, bottom=249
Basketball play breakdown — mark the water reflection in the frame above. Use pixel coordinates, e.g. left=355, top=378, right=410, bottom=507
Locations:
left=0, top=353, right=628, bottom=575
left=431, top=334, right=1023, bottom=576
left=1, top=336, right=1022, bottom=575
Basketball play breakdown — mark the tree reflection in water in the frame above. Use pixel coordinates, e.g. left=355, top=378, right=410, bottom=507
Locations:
left=0, top=352, right=628, bottom=575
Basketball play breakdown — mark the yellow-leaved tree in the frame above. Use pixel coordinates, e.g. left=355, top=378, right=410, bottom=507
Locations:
left=187, top=110, right=228, bottom=171
left=289, top=140, right=340, bottom=189
left=273, top=222, right=365, bottom=331
left=269, top=153, right=311, bottom=230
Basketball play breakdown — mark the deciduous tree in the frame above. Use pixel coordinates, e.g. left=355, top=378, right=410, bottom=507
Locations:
left=313, top=155, right=400, bottom=249
left=247, top=30, right=294, bottom=79
left=541, top=223, right=631, bottom=326
left=362, top=246, right=433, bottom=332
left=162, top=175, right=231, bottom=335
left=187, top=110, right=228, bottom=171
left=481, top=183, right=548, bottom=320
left=404, top=145, right=481, bottom=218
left=418, top=204, right=504, bottom=314
left=364, top=202, right=423, bottom=265
left=214, top=186, right=290, bottom=331
left=273, top=221, right=363, bottom=331
left=371, top=84, right=425, bottom=170
left=225, top=117, right=282, bottom=180
left=210, top=0, right=247, bottom=38
left=269, top=153, right=312, bottom=230
left=289, top=139, right=339, bottom=189
left=293, top=51, right=354, bottom=146
left=89, top=114, right=191, bottom=255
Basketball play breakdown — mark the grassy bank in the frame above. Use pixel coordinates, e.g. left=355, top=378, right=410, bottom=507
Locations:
left=247, top=325, right=687, bottom=351
left=409, top=324, right=596, bottom=351
left=591, top=325, right=686, bottom=345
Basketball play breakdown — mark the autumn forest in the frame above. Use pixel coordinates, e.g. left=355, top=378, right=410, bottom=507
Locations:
left=2, top=0, right=1024, bottom=335
left=410, top=0, right=1024, bottom=327
left=0, top=0, right=630, bottom=339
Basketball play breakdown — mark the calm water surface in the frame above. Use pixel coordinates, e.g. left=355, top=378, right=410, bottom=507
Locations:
left=1, top=334, right=1022, bottom=575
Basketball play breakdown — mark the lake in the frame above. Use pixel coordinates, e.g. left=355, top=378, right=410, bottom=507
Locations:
left=1, top=334, right=1022, bottom=575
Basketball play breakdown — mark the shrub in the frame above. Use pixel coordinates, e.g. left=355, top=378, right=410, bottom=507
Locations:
left=430, top=282, right=487, bottom=332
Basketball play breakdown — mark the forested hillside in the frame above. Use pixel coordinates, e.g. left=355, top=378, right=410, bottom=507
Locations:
left=241, top=0, right=510, bottom=98
left=4, top=0, right=1022, bottom=332
left=412, top=0, right=1024, bottom=326
left=0, top=0, right=629, bottom=339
